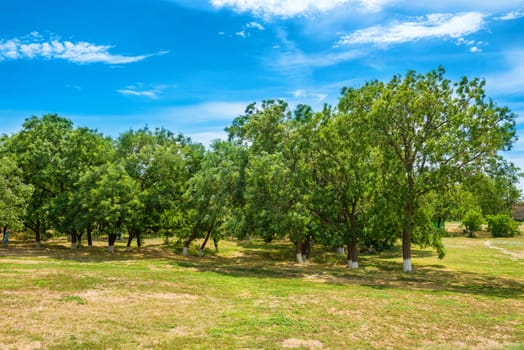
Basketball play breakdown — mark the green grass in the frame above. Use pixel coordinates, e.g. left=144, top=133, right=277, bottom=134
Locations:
left=0, top=234, right=523, bottom=349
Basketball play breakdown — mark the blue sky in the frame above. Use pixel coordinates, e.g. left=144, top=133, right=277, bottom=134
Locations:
left=1, top=0, right=524, bottom=179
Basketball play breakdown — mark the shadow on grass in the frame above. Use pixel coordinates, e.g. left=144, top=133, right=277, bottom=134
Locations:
left=2, top=238, right=523, bottom=299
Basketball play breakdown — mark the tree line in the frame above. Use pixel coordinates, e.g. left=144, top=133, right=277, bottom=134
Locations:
left=0, top=67, right=520, bottom=272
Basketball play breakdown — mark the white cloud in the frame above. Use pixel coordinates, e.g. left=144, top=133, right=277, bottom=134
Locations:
left=277, top=48, right=366, bottom=67
left=292, top=89, right=328, bottom=102
left=235, top=30, right=247, bottom=38
left=246, top=21, right=265, bottom=30
left=495, top=10, right=524, bottom=20
left=210, top=0, right=355, bottom=18
left=469, top=46, right=481, bottom=53
left=0, top=33, right=166, bottom=65
left=337, top=12, right=485, bottom=46
left=117, top=84, right=173, bottom=99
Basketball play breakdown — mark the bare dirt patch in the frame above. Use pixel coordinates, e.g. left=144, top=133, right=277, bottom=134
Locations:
left=282, top=338, right=323, bottom=349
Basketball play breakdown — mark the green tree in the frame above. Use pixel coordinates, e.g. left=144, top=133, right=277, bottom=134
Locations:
left=180, top=140, right=240, bottom=256
left=4, top=115, right=75, bottom=247
left=372, top=68, right=516, bottom=272
left=228, top=100, right=316, bottom=263
left=49, top=127, right=114, bottom=248
left=77, top=163, right=141, bottom=252
left=0, top=153, right=33, bottom=231
left=311, top=84, right=382, bottom=268
left=116, top=128, right=203, bottom=247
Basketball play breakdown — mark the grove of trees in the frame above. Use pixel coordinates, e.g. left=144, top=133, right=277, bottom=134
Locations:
left=0, top=68, right=520, bottom=272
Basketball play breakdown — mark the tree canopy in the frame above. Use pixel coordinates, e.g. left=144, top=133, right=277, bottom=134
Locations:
left=1, top=68, right=520, bottom=272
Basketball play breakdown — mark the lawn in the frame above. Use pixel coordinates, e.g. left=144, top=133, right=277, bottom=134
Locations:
left=0, top=233, right=523, bottom=350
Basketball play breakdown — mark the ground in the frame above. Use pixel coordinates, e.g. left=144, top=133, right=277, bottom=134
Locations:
left=0, top=228, right=523, bottom=350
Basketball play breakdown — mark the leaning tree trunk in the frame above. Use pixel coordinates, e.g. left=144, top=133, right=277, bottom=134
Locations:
left=183, top=225, right=200, bottom=256
left=126, top=231, right=136, bottom=248
left=199, top=221, right=215, bottom=256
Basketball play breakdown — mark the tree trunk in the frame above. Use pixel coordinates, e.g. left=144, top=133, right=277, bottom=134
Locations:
left=183, top=225, right=200, bottom=256
left=35, top=220, right=41, bottom=248
left=348, top=212, right=359, bottom=269
left=108, top=233, right=117, bottom=253
left=213, top=238, right=219, bottom=253
left=199, top=222, right=215, bottom=256
left=87, top=226, right=93, bottom=250
left=76, top=232, right=82, bottom=248
left=403, top=200, right=415, bottom=273
left=295, top=240, right=304, bottom=263
left=347, top=241, right=359, bottom=269
left=126, top=231, right=136, bottom=248
left=71, top=230, right=77, bottom=249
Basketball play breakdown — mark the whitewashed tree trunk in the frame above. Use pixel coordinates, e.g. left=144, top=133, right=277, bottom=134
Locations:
left=337, top=247, right=345, bottom=255
left=182, top=247, right=188, bottom=256
left=88, top=245, right=92, bottom=250
left=108, top=245, right=114, bottom=253
left=403, top=258, right=412, bottom=273
left=296, top=253, right=304, bottom=264
left=302, top=254, right=308, bottom=263
left=348, top=260, right=359, bottom=269
left=198, top=249, right=203, bottom=257
left=35, top=241, right=41, bottom=248
left=71, top=242, right=76, bottom=249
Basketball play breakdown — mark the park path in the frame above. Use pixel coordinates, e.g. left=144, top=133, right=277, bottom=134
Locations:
left=484, top=240, right=524, bottom=260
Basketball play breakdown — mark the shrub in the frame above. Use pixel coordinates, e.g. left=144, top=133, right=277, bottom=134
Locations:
left=462, top=210, right=484, bottom=237
left=486, top=214, right=520, bottom=237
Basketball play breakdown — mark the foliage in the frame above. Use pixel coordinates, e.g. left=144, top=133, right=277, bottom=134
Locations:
left=0, top=68, right=520, bottom=272
left=462, top=210, right=484, bottom=237
left=486, top=214, right=520, bottom=237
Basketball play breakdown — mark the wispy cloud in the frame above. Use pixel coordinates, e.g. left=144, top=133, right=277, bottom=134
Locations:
left=0, top=32, right=167, bottom=65
left=292, top=89, right=328, bottom=102
left=235, top=31, right=247, bottom=38
left=277, top=48, right=367, bottom=68
left=246, top=21, right=265, bottom=30
left=210, top=0, right=354, bottom=18
left=117, top=84, right=175, bottom=99
left=485, top=50, right=524, bottom=96
left=495, top=10, right=524, bottom=21
left=337, top=12, right=485, bottom=46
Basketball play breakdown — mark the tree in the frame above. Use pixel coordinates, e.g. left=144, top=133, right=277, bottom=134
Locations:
left=372, top=68, right=516, bottom=272
left=227, top=100, right=316, bottom=263
left=77, top=163, right=141, bottom=252
left=116, top=128, right=204, bottom=247
left=49, top=127, right=114, bottom=248
left=0, top=153, right=33, bottom=231
left=311, top=84, right=382, bottom=268
left=180, top=140, right=239, bottom=256
left=4, top=115, right=75, bottom=247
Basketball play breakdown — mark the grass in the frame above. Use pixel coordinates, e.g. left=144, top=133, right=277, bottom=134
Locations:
left=0, top=232, right=523, bottom=350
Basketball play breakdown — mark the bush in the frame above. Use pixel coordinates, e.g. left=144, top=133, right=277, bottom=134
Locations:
left=462, top=210, right=483, bottom=237
left=486, top=214, right=520, bottom=237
